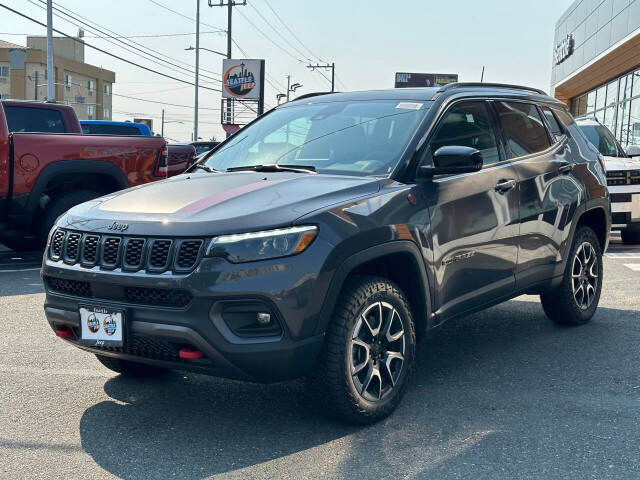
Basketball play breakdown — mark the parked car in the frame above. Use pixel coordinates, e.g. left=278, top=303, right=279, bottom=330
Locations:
left=576, top=118, right=640, bottom=244
left=191, top=141, right=220, bottom=156
left=80, top=120, right=152, bottom=136
left=0, top=100, right=168, bottom=251
left=82, top=121, right=195, bottom=177
left=42, top=84, right=610, bottom=423
left=168, top=143, right=197, bottom=176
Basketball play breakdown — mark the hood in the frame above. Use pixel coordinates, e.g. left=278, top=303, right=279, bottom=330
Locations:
left=60, top=171, right=381, bottom=236
left=602, top=155, right=640, bottom=172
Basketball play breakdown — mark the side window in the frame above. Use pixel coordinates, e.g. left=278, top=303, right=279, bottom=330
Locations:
left=428, top=101, right=500, bottom=165
left=540, top=106, right=564, bottom=140
left=4, top=106, right=66, bottom=133
left=494, top=102, right=551, bottom=158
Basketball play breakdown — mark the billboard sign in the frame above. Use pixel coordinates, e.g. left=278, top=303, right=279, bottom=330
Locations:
left=222, top=59, right=264, bottom=100
left=395, top=72, right=458, bottom=88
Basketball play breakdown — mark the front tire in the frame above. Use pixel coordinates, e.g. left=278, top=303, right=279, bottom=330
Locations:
left=95, top=355, right=169, bottom=377
left=309, top=276, right=416, bottom=424
left=540, top=226, right=603, bottom=325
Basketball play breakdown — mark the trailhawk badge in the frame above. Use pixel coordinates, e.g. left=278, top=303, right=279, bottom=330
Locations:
left=107, top=221, right=129, bottom=232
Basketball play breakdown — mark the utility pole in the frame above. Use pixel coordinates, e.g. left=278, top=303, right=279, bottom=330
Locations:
left=161, top=109, right=165, bottom=137
left=209, top=1, right=246, bottom=136
left=286, top=75, right=290, bottom=102
left=46, top=0, right=54, bottom=101
left=480, top=66, right=485, bottom=83
left=307, top=62, right=335, bottom=92
left=194, top=0, right=200, bottom=142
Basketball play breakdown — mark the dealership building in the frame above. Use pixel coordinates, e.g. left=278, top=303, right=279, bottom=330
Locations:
left=551, top=0, right=640, bottom=147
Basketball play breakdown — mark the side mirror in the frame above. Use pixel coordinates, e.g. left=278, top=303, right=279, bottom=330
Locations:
left=419, top=146, right=483, bottom=177
left=626, top=145, right=640, bottom=158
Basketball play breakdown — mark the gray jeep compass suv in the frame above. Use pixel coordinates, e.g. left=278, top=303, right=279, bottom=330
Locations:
left=42, top=83, right=610, bottom=423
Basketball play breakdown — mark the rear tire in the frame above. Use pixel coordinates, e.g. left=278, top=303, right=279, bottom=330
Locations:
left=308, top=275, right=416, bottom=424
left=540, top=226, right=603, bottom=325
left=39, top=190, right=100, bottom=247
left=621, top=229, right=640, bottom=245
left=95, top=355, right=169, bottom=377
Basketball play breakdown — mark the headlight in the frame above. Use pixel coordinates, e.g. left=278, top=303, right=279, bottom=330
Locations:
left=206, top=226, right=318, bottom=263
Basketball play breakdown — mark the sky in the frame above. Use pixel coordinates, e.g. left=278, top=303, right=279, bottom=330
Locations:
left=0, top=0, right=573, bottom=142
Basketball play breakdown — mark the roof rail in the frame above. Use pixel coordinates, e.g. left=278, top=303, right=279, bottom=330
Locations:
left=437, top=82, right=547, bottom=95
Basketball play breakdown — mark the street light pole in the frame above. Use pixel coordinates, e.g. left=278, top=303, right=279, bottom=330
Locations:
left=194, top=0, right=200, bottom=142
left=46, top=0, right=54, bottom=101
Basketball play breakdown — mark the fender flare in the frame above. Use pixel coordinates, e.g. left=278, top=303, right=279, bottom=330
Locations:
left=25, top=160, right=129, bottom=217
left=314, top=240, right=432, bottom=337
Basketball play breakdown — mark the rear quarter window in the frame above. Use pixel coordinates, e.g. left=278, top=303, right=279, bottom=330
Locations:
left=4, top=106, right=66, bottom=133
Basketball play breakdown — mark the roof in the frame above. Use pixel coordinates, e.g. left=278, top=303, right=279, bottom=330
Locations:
left=79, top=120, right=152, bottom=135
left=284, top=83, right=560, bottom=107
left=0, top=39, right=26, bottom=50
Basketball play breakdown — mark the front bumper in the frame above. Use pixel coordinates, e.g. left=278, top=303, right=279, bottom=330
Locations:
left=608, top=185, right=640, bottom=230
left=42, top=239, right=333, bottom=382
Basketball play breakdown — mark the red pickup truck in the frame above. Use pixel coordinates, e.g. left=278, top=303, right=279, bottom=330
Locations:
left=0, top=100, right=169, bottom=250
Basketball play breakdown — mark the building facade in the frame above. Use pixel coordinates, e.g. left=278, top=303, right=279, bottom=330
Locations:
left=0, top=36, right=114, bottom=120
left=551, top=0, right=640, bottom=147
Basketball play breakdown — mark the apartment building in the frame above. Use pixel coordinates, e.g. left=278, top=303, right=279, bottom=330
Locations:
left=0, top=36, right=115, bottom=120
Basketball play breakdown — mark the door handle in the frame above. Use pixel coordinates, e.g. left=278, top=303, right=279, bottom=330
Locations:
left=495, top=179, right=516, bottom=193
left=558, top=163, right=574, bottom=174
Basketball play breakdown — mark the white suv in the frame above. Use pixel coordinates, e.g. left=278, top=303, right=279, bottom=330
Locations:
left=577, top=118, right=640, bottom=244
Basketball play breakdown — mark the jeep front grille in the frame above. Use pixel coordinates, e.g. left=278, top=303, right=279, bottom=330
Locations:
left=48, top=229, right=204, bottom=274
left=45, top=275, right=193, bottom=308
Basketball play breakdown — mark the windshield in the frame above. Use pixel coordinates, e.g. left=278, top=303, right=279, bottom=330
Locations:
left=579, top=124, right=625, bottom=157
left=204, top=100, right=431, bottom=176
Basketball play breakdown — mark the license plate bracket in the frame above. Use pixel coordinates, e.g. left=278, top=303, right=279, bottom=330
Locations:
left=79, top=305, right=125, bottom=347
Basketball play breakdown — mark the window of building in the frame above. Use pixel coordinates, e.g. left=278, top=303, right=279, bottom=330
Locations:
left=428, top=101, right=500, bottom=165
left=88, top=80, right=95, bottom=94
left=632, top=69, right=640, bottom=98
left=87, top=104, right=95, bottom=119
left=103, top=107, right=110, bottom=119
left=103, top=83, right=110, bottom=96
left=595, top=85, right=606, bottom=110
left=494, top=101, right=551, bottom=158
left=65, top=74, right=72, bottom=89
left=0, top=66, right=8, bottom=78
left=4, top=106, right=65, bottom=133
left=631, top=98, right=640, bottom=147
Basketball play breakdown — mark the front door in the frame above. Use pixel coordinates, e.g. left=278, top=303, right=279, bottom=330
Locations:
left=418, top=100, right=520, bottom=321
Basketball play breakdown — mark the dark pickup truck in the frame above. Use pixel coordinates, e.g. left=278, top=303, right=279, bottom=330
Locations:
left=0, top=100, right=168, bottom=250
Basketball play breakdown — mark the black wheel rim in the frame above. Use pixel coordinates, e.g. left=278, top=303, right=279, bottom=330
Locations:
left=571, top=241, right=598, bottom=310
left=349, top=301, right=406, bottom=402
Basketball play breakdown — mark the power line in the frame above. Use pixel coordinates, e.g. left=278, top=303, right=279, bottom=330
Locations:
left=235, top=8, right=303, bottom=64
left=263, top=0, right=325, bottom=63
left=247, top=2, right=312, bottom=62
left=0, top=30, right=225, bottom=38
left=148, top=0, right=225, bottom=32
left=31, top=0, right=222, bottom=83
left=0, top=3, right=221, bottom=92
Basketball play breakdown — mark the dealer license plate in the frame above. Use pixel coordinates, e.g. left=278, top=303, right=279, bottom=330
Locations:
left=79, top=306, right=124, bottom=347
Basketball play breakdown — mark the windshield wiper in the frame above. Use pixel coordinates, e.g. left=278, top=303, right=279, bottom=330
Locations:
left=226, top=164, right=317, bottom=174
left=192, top=163, right=218, bottom=173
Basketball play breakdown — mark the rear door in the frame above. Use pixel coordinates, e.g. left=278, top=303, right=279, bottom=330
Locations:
left=419, top=99, right=520, bottom=320
left=494, top=101, right=580, bottom=288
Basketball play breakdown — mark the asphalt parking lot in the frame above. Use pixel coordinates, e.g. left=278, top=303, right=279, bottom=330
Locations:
left=1, top=239, right=640, bottom=480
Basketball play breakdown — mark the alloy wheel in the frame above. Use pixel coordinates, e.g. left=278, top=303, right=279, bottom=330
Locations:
left=571, top=241, right=598, bottom=310
left=349, top=301, right=406, bottom=402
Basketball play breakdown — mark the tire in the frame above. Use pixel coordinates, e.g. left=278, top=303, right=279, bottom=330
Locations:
left=621, top=230, right=640, bottom=245
left=95, top=355, right=169, bottom=377
left=39, top=190, right=100, bottom=247
left=308, top=275, right=416, bottom=424
left=540, top=226, right=603, bottom=325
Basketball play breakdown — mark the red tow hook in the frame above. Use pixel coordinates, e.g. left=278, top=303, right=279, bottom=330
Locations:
left=179, top=348, right=204, bottom=359
left=55, top=326, right=73, bottom=338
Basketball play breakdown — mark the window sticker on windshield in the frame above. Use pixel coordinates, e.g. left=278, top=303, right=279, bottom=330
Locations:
left=396, top=102, right=423, bottom=110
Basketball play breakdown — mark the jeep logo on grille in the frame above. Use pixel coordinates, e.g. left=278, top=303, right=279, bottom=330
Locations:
left=107, top=221, right=129, bottom=232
